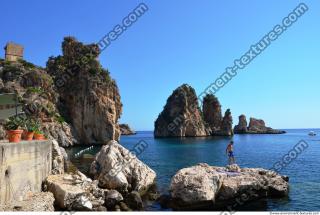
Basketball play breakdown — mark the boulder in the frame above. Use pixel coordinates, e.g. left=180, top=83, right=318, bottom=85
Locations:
left=90, top=140, right=156, bottom=195
left=154, top=84, right=208, bottom=137
left=44, top=171, right=105, bottom=211
left=169, top=163, right=289, bottom=210
left=119, top=202, right=132, bottom=211
left=234, top=114, right=248, bottom=134
left=120, top=124, right=137, bottom=135
left=125, top=191, right=143, bottom=210
left=105, top=190, right=123, bottom=209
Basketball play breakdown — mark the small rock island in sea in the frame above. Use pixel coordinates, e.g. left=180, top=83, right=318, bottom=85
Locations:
left=234, top=115, right=286, bottom=134
left=154, top=84, right=285, bottom=137
left=119, top=124, right=137, bottom=135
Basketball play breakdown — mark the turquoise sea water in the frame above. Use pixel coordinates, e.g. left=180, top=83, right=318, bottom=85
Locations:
left=67, top=129, right=320, bottom=211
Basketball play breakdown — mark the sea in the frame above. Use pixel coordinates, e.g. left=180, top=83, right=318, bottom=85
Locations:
left=66, top=129, right=320, bottom=211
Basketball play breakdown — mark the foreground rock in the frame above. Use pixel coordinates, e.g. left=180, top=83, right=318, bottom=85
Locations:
left=234, top=116, right=285, bottom=134
left=1, top=192, right=55, bottom=212
left=154, top=84, right=208, bottom=137
left=44, top=171, right=105, bottom=211
left=120, top=124, right=137, bottom=135
left=90, top=140, right=156, bottom=195
left=168, top=163, right=289, bottom=210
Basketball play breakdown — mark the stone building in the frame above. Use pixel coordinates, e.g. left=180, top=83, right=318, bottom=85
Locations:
left=4, top=42, right=24, bottom=61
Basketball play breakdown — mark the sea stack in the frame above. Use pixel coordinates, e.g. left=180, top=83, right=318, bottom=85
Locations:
left=234, top=114, right=248, bottom=134
left=234, top=115, right=286, bottom=134
left=202, top=94, right=222, bottom=134
left=216, top=109, right=234, bottom=136
left=154, top=84, right=208, bottom=137
left=202, top=95, right=233, bottom=136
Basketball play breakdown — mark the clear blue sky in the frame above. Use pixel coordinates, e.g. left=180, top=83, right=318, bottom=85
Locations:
left=1, top=0, right=319, bottom=130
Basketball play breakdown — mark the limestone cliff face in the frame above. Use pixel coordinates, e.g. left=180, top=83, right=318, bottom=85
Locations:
left=234, top=114, right=248, bottom=134
left=154, top=84, right=208, bottom=137
left=202, top=94, right=222, bottom=133
left=47, top=37, right=122, bottom=144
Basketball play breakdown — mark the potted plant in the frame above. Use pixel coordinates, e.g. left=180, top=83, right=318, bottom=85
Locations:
left=34, top=127, right=46, bottom=140
left=4, top=115, right=24, bottom=143
left=23, top=118, right=38, bottom=141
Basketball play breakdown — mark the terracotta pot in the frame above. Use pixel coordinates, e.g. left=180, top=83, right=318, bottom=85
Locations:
left=23, top=131, right=35, bottom=141
left=7, top=130, right=24, bottom=143
left=34, top=133, right=46, bottom=140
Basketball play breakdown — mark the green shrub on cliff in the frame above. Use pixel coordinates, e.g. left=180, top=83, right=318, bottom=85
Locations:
left=2, top=63, right=24, bottom=82
left=46, top=37, right=112, bottom=86
left=18, top=59, right=36, bottom=69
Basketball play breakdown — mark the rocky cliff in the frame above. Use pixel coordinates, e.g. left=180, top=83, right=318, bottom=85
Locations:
left=47, top=37, right=122, bottom=144
left=0, top=37, right=123, bottom=146
left=154, top=84, right=208, bottom=137
left=234, top=115, right=285, bottom=134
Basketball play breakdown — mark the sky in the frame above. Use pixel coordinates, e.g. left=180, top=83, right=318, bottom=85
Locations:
left=1, top=0, right=319, bottom=130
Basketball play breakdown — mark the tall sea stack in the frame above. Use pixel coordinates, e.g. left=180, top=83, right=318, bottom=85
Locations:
left=202, top=94, right=222, bottom=134
left=154, top=84, right=208, bottom=137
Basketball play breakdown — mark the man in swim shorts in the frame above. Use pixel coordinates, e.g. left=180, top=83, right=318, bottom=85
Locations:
left=226, top=141, right=236, bottom=165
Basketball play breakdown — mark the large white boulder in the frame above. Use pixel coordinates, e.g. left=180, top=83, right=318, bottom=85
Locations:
left=90, top=140, right=156, bottom=195
left=44, top=172, right=105, bottom=211
left=169, top=163, right=289, bottom=210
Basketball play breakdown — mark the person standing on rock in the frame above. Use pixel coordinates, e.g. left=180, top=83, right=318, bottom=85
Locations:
left=226, top=141, right=236, bottom=165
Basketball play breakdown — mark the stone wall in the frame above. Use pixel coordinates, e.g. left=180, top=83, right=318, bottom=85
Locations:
left=0, top=140, right=52, bottom=205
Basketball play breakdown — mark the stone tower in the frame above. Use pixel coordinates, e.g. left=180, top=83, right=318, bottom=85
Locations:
left=4, top=42, right=24, bottom=61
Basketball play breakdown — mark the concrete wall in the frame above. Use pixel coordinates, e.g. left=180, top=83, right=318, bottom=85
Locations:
left=0, top=140, right=52, bottom=205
